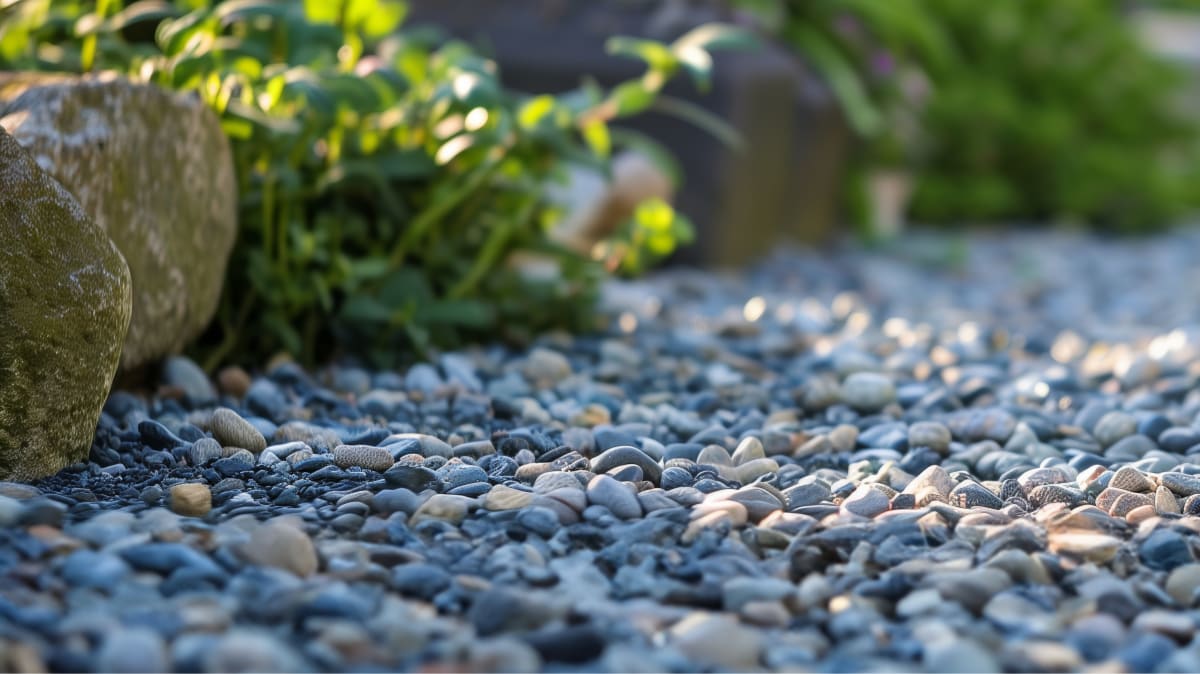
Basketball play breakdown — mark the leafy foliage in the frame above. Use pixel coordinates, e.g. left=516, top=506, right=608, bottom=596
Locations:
left=0, top=0, right=749, bottom=366
left=745, top=0, right=1200, bottom=233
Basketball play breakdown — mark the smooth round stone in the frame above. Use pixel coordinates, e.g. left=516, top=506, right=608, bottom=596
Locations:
left=412, top=494, right=473, bottom=525
left=436, top=462, right=488, bottom=490
left=481, top=484, right=534, bottom=511
left=533, top=471, right=584, bottom=494
left=235, top=520, right=318, bottom=577
left=661, top=466, right=693, bottom=490
left=1106, top=434, right=1157, bottom=460
left=170, top=483, right=212, bottom=517
left=1160, top=428, right=1200, bottom=453
left=731, top=437, right=766, bottom=465
left=391, top=563, right=451, bottom=600
left=97, top=627, right=168, bottom=673
left=669, top=613, right=763, bottom=671
left=205, top=631, right=310, bottom=672
left=736, top=458, right=780, bottom=483
left=589, top=446, right=662, bottom=485
left=0, top=482, right=41, bottom=500
left=924, top=639, right=1000, bottom=674
left=606, top=464, right=644, bottom=482
left=586, top=474, right=642, bottom=520
left=908, top=422, right=951, bottom=454
left=209, top=407, right=267, bottom=453
left=1165, top=564, right=1200, bottom=606
left=1140, top=528, right=1195, bottom=571
left=517, top=506, right=560, bottom=538
left=783, top=480, right=831, bottom=510
left=162, top=355, right=217, bottom=405
left=60, top=549, right=131, bottom=589
left=840, top=372, right=896, bottom=412
left=1093, top=411, right=1138, bottom=448
left=840, top=485, right=890, bottom=518
left=332, top=445, right=394, bottom=472
left=1050, top=531, right=1122, bottom=563
left=383, top=464, right=441, bottom=492
left=722, top=487, right=784, bottom=523
left=637, top=489, right=682, bottom=513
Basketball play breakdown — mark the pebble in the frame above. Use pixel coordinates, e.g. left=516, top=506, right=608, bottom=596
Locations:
left=235, top=519, right=318, bottom=577
left=908, top=421, right=952, bottom=454
left=586, top=474, right=642, bottom=520
left=411, top=494, right=473, bottom=525
left=1165, top=563, right=1200, bottom=606
left=332, top=444, right=394, bottom=472
left=169, top=483, right=212, bottom=517
left=840, top=484, right=890, bottom=518
left=209, top=407, right=267, bottom=453
left=840, top=372, right=896, bottom=412
left=482, top=484, right=534, bottom=511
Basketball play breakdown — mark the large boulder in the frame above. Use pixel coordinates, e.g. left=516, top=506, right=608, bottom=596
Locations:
left=0, top=72, right=237, bottom=369
left=0, top=127, right=132, bottom=480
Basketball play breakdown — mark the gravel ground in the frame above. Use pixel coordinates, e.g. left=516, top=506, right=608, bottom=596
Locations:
left=6, top=230, right=1200, bottom=672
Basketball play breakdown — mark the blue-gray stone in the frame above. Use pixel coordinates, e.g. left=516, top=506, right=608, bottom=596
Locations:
left=391, top=563, right=451, bottom=600
left=60, top=549, right=131, bottom=589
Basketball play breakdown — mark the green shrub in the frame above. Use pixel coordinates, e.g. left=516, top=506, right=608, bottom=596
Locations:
left=0, top=0, right=748, bottom=367
left=746, top=0, right=1200, bottom=232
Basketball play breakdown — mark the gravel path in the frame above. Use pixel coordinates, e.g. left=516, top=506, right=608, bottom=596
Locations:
left=6, top=230, right=1200, bottom=672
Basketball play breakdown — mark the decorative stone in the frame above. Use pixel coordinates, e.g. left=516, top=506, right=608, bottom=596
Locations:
left=0, top=73, right=236, bottom=368
left=332, top=444, right=394, bottom=472
left=169, top=483, right=211, bottom=517
left=0, top=126, right=131, bottom=480
left=840, top=372, right=895, bottom=412
left=234, top=519, right=318, bottom=577
left=209, top=407, right=267, bottom=453
left=482, top=484, right=535, bottom=511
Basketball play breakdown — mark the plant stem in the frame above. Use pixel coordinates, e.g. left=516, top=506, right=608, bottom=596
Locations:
left=448, top=195, right=536, bottom=299
left=389, top=157, right=502, bottom=267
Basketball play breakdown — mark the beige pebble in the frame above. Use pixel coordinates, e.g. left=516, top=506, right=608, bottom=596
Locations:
left=170, top=483, right=212, bottom=517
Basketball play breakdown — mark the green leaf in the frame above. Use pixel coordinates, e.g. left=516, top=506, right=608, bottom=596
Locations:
left=340, top=295, right=394, bottom=323
left=104, top=1, right=181, bottom=32
left=606, top=36, right=678, bottom=72
left=303, top=0, right=339, bottom=24
left=518, top=94, right=556, bottom=129
left=214, top=0, right=291, bottom=26
left=580, top=118, right=611, bottom=159
left=650, top=95, right=745, bottom=151
left=607, top=81, right=656, bottom=116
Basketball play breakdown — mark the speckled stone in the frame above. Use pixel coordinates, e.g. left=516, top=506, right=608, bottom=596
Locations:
left=332, top=445, right=395, bottom=472
left=209, top=407, right=267, bottom=453
left=1109, top=466, right=1153, bottom=494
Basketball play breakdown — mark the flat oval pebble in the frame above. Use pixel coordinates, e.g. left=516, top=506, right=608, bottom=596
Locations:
left=209, top=407, right=267, bottom=453
left=332, top=444, right=395, bottom=472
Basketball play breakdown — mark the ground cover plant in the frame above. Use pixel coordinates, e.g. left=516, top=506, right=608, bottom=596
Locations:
left=740, top=0, right=1200, bottom=232
left=0, top=0, right=746, bottom=367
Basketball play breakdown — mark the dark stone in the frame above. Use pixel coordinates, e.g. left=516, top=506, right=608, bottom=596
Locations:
left=1140, top=528, right=1194, bottom=571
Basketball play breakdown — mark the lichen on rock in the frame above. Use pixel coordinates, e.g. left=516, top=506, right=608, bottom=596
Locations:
left=0, top=126, right=132, bottom=480
left=0, top=73, right=236, bottom=370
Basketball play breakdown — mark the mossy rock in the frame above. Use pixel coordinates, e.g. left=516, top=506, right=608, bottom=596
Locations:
left=0, top=73, right=236, bottom=370
left=0, top=126, right=132, bottom=481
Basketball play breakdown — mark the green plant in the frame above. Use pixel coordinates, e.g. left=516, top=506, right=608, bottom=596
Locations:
left=0, top=0, right=750, bottom=366
left=908, top=0, right=1200, bottom=232
left=745, top=0, right=1200, bottom=233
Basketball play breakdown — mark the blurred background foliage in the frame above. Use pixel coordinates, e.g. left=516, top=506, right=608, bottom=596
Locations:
left=0, top=0, right=748, bottom=368
left=739, top=0, right=1200, bottom=234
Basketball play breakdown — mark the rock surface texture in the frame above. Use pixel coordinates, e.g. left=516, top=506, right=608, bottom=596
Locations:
left=0, top=127, right=131, bottom=480
left=0, top=73, right=236, bottom=369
